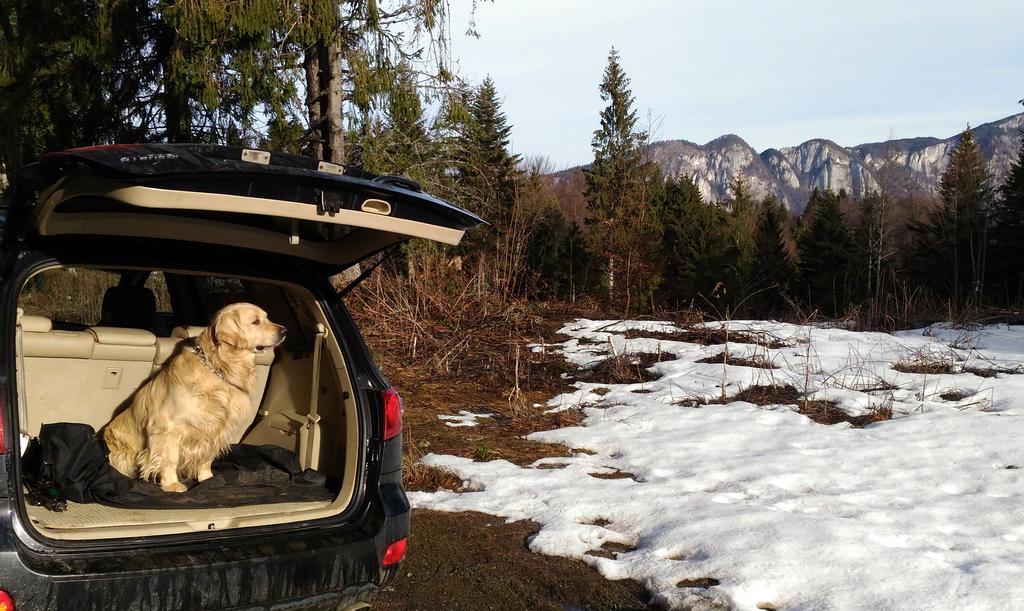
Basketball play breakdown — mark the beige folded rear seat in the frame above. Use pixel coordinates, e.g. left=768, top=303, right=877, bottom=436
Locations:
left=19, top=318, right=156, bottom=435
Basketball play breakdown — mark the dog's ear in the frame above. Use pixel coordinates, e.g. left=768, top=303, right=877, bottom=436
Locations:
left=211, top=307, right=249, bottom=350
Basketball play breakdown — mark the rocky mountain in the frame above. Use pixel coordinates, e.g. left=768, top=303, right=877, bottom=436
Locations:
left=644, top=112, right=1023, bottom=212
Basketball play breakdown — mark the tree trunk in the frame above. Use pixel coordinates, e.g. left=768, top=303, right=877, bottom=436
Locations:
left=303, top=45, right=323, bottom=159
left=319, top=38, right=345, bottom=164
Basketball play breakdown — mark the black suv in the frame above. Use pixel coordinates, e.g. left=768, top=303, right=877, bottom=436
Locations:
left=0, top=144, right=483, bottom=610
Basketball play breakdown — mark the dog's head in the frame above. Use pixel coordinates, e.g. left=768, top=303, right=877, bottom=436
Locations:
left=210, top=303, right=287, bottom=352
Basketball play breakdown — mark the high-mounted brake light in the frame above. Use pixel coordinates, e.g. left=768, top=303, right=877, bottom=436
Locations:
left=382, top=537, right=408, bottom=566
left=382, top=387, right=403, bottom=441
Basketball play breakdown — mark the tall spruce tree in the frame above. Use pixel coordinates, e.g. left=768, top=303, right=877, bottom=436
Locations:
left=749, top=195, right=797, bottom=313
left=726, top=177, right=759, bottom=302
left=659, top=175, right=733, bottom=307
left=584, top=47, right=661, bottom=314
left=459, top=76, right=521, bottom=231
left=908, top=128, right=991, bottom=308
left=797, top=188, right=855, bottom=315
left=989, top=129, right=1024, bottom=304
left=354, top=64, right=434, bottom=183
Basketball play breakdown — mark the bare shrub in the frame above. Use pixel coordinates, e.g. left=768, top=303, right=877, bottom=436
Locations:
left=892, top=348, right=956, bottom=375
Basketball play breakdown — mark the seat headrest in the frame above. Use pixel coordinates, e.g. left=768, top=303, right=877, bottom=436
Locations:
left=172, top=325, right=207, bottom=339
left=21, top=314, right=53, bottom=333
left=101, top=286, right=157, bottom=330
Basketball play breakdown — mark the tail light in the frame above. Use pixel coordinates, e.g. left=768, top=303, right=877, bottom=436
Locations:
left=381, top=387, right=403, bottom=441
left=382, top=537, right=408, bottom=566
left=0, top=589, right=14, bottom=611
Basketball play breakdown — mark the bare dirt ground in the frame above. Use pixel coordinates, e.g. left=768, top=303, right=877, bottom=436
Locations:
left=375, top=510, right=652, bottom=610
left=355, top=305, right=658, bottom=609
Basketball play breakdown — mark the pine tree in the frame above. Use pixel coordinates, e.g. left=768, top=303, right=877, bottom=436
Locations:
left=355, top=65, right=434, bottom=184
left=797, top=188, right=855, bottom=315
left=749, top=195, right=797, bottom=313
left=989, top=130, right=1024, bottom=304
left=659, top=175, right=733, bottom=307
left=584, top=48, right=661, bottom=314
left=459, top=76, right=522, bottom=231
left=908, top=127, right=991, bottom=308
left=726, top=177, right=759, bottom=300
left=0, top=0, right=454, bottom=175
left=0, top=0, right=157, bottom=175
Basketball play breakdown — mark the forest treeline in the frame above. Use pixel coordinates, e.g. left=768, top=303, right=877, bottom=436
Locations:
left=2, top=3, right=1022, bottom=326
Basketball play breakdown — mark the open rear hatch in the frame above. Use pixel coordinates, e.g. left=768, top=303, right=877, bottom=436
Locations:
left=7, top=143, right=484, bottom=271
left=4, top=144, right=483, bottom=543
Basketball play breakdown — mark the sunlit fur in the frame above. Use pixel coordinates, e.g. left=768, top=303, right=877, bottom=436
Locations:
left=104, top=303, right=286, bottom=492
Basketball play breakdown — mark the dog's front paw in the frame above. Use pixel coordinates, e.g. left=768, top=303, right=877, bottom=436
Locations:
left=161, top=481, right=188, bottom=493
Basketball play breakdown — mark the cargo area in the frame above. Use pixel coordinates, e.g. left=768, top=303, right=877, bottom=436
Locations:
left=14, top=266, right=360, bottom=540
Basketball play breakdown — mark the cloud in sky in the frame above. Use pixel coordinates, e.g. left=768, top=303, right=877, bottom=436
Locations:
left=447, top=0, right=1024, bottom=168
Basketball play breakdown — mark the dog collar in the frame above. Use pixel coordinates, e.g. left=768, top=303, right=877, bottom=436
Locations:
left=192, top=343, right=226, bottom=380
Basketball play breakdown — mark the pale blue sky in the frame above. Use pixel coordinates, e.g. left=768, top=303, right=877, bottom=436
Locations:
left=448, top=0, right=1024, bottom=168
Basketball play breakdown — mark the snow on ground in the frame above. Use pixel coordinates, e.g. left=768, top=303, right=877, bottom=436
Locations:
left=437, top=410, right=495, bottom=428
left=410, top=319, right=1024, bottom=610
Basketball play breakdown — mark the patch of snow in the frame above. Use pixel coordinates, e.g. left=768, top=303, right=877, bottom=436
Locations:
left=410, top=319, right=1024, bottom=610
left=437, top=410, right=495, bottom=428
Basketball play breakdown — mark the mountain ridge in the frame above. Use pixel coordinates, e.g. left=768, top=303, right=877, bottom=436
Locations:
left=557, top=112, right=1024, bottom=213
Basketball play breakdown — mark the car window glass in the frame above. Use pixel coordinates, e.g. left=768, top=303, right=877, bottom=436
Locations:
left=196, top=276, right=250, bottom=315
left=19, top=267, right=120, bottom=327
left=144, top=272, right=173, bottom=315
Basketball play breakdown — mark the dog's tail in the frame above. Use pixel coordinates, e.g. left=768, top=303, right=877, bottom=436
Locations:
left=103, top=404, right=144, bottom=478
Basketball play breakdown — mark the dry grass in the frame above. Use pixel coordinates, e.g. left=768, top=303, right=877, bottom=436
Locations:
left=621, top=326, right=790, bottom=349
left=940, top=389, right=972, bottom=401
left=586, top=469, right=638, bottom=481
left=893, top=361, right=955, bottom=375
left=585, top=541, right=637, bottom=559
left=676, top=578, right=721, bottom=589
left=697, top=352, right=778, bottom=369
left=699, top=384, right=893, bottom=428
left=798, top=399, right=893, bottom=428
left=728, top=385, right=801, bottom=405
left=404, top=462, right=465, bottom=493
left=963, top=364, right=1023, bottom=378
left=579, top=352, right=676, bottom=384
left=506, top=405, right=584, bottom=436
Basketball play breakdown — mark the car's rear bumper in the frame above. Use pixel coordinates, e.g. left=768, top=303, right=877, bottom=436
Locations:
left=0, top=469, right=410, bottom=610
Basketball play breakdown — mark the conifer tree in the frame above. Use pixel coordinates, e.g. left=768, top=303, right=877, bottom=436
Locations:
left=354, top=64, right=434, bottom=184
left=989, top=130, right=1024, bottom=304
left=584, top=47, right=661, bottom=314
left=797, top=188, right=855, bottom=315
left=659, top=175, right=733, bottom=306
left=459, top=76, right=522, bottom=231
left=908, top=128, right=991, bottom=308
left=0, top=0, right=156, bottom=174
left=0, top=0, right=454, bottom=173
left=726, top=177, right=759, bottom=299
left=749, top=195, right=797, bottom=313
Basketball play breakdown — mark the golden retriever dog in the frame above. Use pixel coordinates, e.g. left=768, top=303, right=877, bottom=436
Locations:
left=104, top=303, right=287, bottom=492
